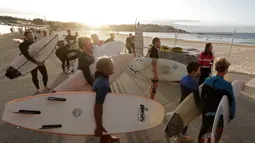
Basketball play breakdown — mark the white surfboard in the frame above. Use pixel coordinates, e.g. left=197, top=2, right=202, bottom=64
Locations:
left=73, top=41, right=125, bottom=72
left=135, top=22, right=144, bottom=57
left=240, top=78, right=255, bottom=96
left=211, top=80, right=245, bottom=142
left=5, top=35, right=58, bottom=79
left=93, top=41, right=125, bottom=58
left=2, top=91, right=165, bottom=135
left=54, top=54, right=134, bottom=92
left=127, top=57, right=187, bottom=81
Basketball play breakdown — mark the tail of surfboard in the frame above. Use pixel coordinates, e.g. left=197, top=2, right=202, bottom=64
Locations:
left=164, top=113, right=184, bottom=137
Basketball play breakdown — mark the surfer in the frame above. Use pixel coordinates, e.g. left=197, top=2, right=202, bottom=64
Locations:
left=199, top=58, right=234, bottom=142
left=104, top=33, right=115, bottom=43
left=126, top=33, right=134, bottom=54
left=178, top=62, right=200, bottom=141
left=77, top=37, right=95, bottom=88
left=19, top=31, right=50, bottom=93
left=91, top=34, right=104, bottom=46
left=198, top=43, right=214, bottom=85
left=93, top=58, right=119, bottom=143
left=65, top=29, right=77, bottom=45
left=149, top=37, right=160, bottom=100
left=55, top=40, right=70, bottom=73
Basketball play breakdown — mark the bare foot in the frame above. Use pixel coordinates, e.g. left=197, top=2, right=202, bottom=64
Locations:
left=44, top=86, right=51, bottom=91
left=110, top=136, right=120, bottom=142
left=35, top=89, right=41, bottom=94
left=178, top=135, right=192, bottom=142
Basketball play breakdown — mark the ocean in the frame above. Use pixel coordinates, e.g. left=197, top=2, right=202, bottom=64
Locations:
left=1, top=24, right=255, bottom=45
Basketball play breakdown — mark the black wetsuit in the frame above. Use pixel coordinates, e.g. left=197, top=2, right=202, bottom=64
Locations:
left=19, top=40, right=48, bottom=89
left=55, top=46, right=70, bottom=71
left=126, top=37, right=134, bottom=53
left=65, top=35, right=77, bottom=44
left=78, top=52, right=95, bottom=86
left=104, top=38, right=114, bottom=43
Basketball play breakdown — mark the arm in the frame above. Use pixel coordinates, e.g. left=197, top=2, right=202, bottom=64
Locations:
left=78, top=57, right=94, bottom=86
left=19, top=43, right=37, bottom=64
left=94, top=85, right=109, bottom=128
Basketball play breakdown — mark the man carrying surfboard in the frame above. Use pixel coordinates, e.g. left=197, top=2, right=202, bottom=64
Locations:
left=65, top=29, right=77, bottom=45
left=199, top=58, right=234, bottom=142
left=77, top=37, right=95, bottom=88
left=149, top=37, right=160, bottom=100
left=104, top=33, right=115, bottom=43
left=19, top=31, right=50, bottom=94
left=93, top=58, right=119, bottom=143
left=178, top=62, right=200, bottom=142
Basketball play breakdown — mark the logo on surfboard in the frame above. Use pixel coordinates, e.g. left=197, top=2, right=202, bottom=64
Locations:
left=72, top=108, right=83, bottom=117
left=138, top=104, right=148, bottom=122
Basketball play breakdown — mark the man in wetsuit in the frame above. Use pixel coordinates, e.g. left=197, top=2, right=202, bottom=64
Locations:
left=65, top=30, right=77, bottom=45
left=179, top=62, right=200, bottom=141
left=55, top=40, right=70, bottom=73
left=77, top=37, right=95, bottom=88
left=149, top=37, right=160, bottom=100
left=19, top=31, right=50, bottom=94
left=104, top=33, right=115, bottom=43
left=126, top=33, right=134, bottom=54
left=199, top=58, right=235, bottom=142
left=93, top=58, right=119, bottom=143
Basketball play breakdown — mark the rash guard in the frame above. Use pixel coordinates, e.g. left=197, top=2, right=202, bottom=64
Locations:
left=149, top=46, right=159, bottom=59
left=19, top=40, right=37, bottom=63
left=180, top=75, right=199, bottom=102
left=92, top=75, right=111, bottom=104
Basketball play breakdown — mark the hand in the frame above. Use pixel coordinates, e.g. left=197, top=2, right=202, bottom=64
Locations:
left=94, top=126, right=107, bottom=137
left=36, top=61, right=44, bottom=66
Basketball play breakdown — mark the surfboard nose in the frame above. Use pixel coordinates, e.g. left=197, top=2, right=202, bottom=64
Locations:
left=5, top=66, right=22, bottom=79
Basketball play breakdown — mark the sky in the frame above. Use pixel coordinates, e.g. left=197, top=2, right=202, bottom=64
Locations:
left=1, top=0, right=255, bottom=32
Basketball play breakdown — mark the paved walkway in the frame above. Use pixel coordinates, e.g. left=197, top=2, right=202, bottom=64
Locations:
left=0, top=33, right=255, bottom=142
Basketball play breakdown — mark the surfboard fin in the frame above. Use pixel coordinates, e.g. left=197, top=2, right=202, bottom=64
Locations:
left=47, top=97, right=66, bottom=101
left=39, top=124, right=62, bottom=129
left=164, top=113, right=184, bottom=137
left=13, top=110, right=41, bottom=114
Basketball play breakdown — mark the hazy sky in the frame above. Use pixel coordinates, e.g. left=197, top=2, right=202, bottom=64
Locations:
left=1, top=0, right=255, bottom=32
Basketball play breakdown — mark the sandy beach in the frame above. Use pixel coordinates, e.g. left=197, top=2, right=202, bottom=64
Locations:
left=0, top=32, right=255, bottom=143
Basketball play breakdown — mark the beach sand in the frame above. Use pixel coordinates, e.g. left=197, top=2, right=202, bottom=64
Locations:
left=0, top=32, right=254, bottom=143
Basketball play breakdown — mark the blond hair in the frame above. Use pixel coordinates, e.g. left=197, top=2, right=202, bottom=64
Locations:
left=96, top=58, right=113, bottom=74
left=214, top=57, right=231, bottom=72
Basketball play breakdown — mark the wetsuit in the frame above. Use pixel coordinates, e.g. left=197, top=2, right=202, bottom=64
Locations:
left=180, top=75, right=199, bottom=135
left=19, top=40, right=48, bottom=89
left=104, top=38, right=114, bottom=43
left=55, top=45, right=70, bottom=71
left=78, top=52, right=94, bottom=86
left=65, top=35, right=77, bottom=44
left=198, top=52, right=214, bottom=85
left=92, top=72, right=112, bottom=142
left=126, top=37, right=134, bottom=53
left=199, top=75, right=235, bottom=142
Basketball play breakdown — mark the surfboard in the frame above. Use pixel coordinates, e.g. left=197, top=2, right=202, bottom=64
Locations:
left=134, top=22, right=144, bottom=57
left=72, top=41, right=125, bottom=72
left=5, top=35, right=58, bottom=79
left=164, top=80, right=244, bottom=138
left=13, top=38, right=23, bottom=44
left=240, top=78, right=255, bottom=96
left=54, top=54, right=134, bottom=92
left=2, top=91, right=165, bottom=135
left=127, top=57, right=187, bottom=81
left=211, top=80, right=245, bottom=142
